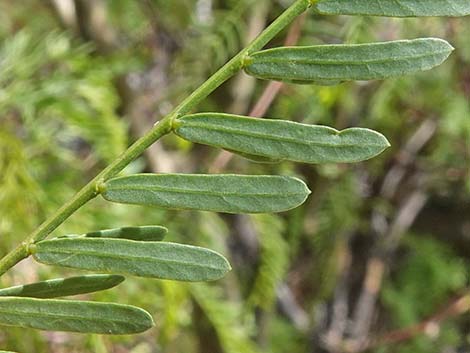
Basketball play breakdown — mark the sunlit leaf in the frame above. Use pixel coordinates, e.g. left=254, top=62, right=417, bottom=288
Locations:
left=244, top=38, right=453, bottom=84
left=0, top=275, right=124, bottom=298
left=33, top=238, right=231, bottom=282
left=175, top=113, right=390, bottom=163
left=0, top=297, right=153, bottom=334
left=101, top=174, right=310, bottom=214
left=84, top=225, right=168, bottom=241
left=313, top=0, right=470, bottom=17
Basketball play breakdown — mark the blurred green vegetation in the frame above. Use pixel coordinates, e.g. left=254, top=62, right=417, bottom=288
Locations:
left=0, top=1, right=469, bottom=352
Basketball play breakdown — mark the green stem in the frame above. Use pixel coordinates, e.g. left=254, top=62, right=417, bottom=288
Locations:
left=0, top=0, right=311, bottom=277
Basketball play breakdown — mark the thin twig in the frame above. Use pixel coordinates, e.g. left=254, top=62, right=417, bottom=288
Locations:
left=358, top=292, right=470, bottom=352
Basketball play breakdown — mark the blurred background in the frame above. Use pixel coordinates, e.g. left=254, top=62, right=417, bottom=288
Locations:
left=0, top=1, right=469, bottom=352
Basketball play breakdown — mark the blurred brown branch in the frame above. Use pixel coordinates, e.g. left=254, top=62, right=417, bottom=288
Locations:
left=358, top=291, right=470, bottom=353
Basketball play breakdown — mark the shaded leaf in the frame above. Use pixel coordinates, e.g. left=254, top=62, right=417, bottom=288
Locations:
left=0, top=275, right=124, bottom=298
left=313, top=0, right=470, bottom=17
left=101, top=174, right=310, bottom=214
left=33, top=238, right=231, bottom=282
left=0, top=297, right=153, bottom=334
left=244, top=39, right=453, bottom=84
left=175, top=113, right=390, bottom=163
left=225, top=149, right=281, bottom=164
left=84, top=225, right=168, bottom=241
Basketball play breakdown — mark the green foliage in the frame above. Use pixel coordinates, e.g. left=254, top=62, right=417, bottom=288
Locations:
left=381, top=235, right=467, bottom=353
left=0, top=26, right=131, bottom=255
left=0, top=30, right=128, bottom=163
left=101, top=174, right=311, bottom=213
left=382, top=236, right=467, bottom=326
left=191, top=284, right=260, bottom=353
left=32, top=238, right=231, bottom=282
left=0, top=275, right=124, bottom=298
left=158, top=281, right=191, bottom=344
left=248, top=214, right=289, bottom=310
left=83, top=225, right=168, bottom=241
left=313, top=0, right=470, bottom=17
left=175, top=113, right=390, bottom=163
left=266, top=318, right=308, bottom=353
left=245, top=39, right=453, bottom=84
left=0, top=0, right=468, bottom=351
left=0, top=130, right=41, bottom=237
left=172, top=0, right=257, bottom=95
left=0, top=297, right=154, bottom=334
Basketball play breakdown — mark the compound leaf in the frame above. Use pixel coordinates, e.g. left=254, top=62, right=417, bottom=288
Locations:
left=244, top=38, right=453, bottom=84
left=0, top=297, right=154, bottom=334
left=175, top=113, right=390, bottom=163
left=100, top=174, right=310, bottom=214
left=313, top=0, right=470, bottom=17
left=0, top=274, right=124, bottom=298
left=33, top=238, right=231, bottom=282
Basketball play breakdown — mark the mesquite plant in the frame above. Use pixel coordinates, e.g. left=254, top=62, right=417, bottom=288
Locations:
left=0, top=0, right=468, bottom=337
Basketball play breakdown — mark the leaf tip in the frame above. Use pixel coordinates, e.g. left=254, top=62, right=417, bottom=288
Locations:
left=216, top=253, right=232, bottom=278
left=210, top=251, right=232, bottom=280
left=149, top=314, right=156, bottom=328
left=223, top=257, right=232, bottom=273
left=374, top=131, right=392, bottom=156
left=298, top=177, right=312, bottom=196
left=111, top=274, right=126, bottom=285
left=134, top=306, right=156, bottom=332
left=437, top=38, right=455, bottom=53
left=380, top=133, right=392, bottom=149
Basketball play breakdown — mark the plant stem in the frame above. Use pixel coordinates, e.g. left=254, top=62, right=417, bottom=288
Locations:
left=0, top=0, right=311, bottom=277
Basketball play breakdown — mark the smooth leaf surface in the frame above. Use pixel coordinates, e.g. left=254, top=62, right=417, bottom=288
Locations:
left=244, top=38, right=453, bottom=84
left=101, top=174, right=310, bottom=214
left=175, top=113, right=390, bottom=164
left=0, top=275, right=124, bottom=298
left=313, top=0, right=470, bottom=17
left=84, top=225, right=168, bottom=241
left=0, top=297, right=153, bottom=334
left=33, top=238, right=231, bottom=282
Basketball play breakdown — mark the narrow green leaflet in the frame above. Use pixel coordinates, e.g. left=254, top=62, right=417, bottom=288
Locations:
left=0, top=297, right=153, bottom=334
left=313, top=0, right=470, bottom=17
left=175, top=113, right=390, bottom=164
left=0, top=274, right=124, bottom=298
left=85, top=225, right=168, bottom=241
left=100, top=174, right=310, bottom=214
left=244, top=38, right=453, bottom=84
left=32, top=238, right=231, bottom=282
